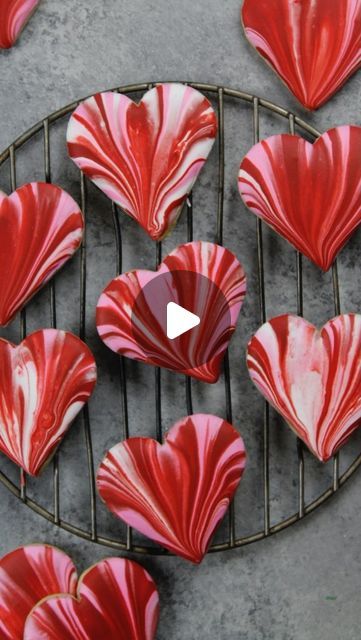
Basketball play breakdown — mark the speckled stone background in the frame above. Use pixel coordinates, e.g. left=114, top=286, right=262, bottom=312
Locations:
left=0, top=1, right=361, bottom=639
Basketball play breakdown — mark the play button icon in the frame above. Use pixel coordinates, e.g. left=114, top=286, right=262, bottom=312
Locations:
left=129, top=268, right=233, bottom=380
left=97, top=241, right=246, bottom=383
left=166, top=302, right=200, bottom=340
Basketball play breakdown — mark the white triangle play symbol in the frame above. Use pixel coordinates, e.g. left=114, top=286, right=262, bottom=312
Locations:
left=166, top=302, right=200, bottom=340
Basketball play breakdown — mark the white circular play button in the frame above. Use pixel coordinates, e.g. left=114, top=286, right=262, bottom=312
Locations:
left=130, top=269, right=231, bottom=372
left=166, top=302, right=200, bottom=340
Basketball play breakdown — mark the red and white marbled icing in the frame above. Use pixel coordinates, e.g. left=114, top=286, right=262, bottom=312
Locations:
left=97, top=414, right=247, bottom=563
left=24, top=558, right=159, bottom=640
left=238, top=126, right=361, bottom=271
left=96, top=241, right=246, bottom=383
left=67, top=84, right=217, bottom=240
left=0, top=544, right=77, bottom=640
left=0, top=0, right=39, bottom=48
left=0, top=329, right=97, bottom=476
left=242, top=0, right=361, bottom=110
left=0, top=182, right=83, bottom=326
left=247, top=314, right=361, bottom=462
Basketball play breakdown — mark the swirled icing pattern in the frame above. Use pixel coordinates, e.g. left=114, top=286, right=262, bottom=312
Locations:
left=0, top=0, right=39, bottom=48
left=238, top=126, right=361, bottom=271
left=24, top=558, right=160, bottom=640
left=0, top=544, right=77, bottom=640
left=242, top=0, right=361, bottom=110
left=67, top=84, right=218, bottom=240
left=0, top=182, right=83, bottom=326
left=0, top=329, right=97, bottom=476
left=96, top=241, right=246, bottom=383
left=97, top=414, right=247, bottom=563
left=247, top=314, right=361, bottom=462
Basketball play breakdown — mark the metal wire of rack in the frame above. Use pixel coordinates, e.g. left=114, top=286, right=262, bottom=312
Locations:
left=0, top=82, right=360, bottom=555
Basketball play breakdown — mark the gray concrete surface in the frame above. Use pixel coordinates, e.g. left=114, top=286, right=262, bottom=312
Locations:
left=0, top=1, right=361, bottom=638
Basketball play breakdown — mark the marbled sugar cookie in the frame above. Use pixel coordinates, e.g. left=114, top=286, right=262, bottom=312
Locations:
left=0, top=329, right=97, bottom=475
left=0, top=546, right=159, bottom=640
left=67, top=83, right=217, bottom=240
left=0, top=182, right=83, bottom=326
left=97, top=414, right=247, bottom=563
left=96, top=241, right=246, bottom=383
left=238, top=126, right=361, bottom=271
left=0, top=0, right=40, bottom=48
left=23, top=558, right=159, bottom=640
left=247, top=314, right=361, bottom=462
left=0, top=545, right=77, bottom=640
left=242, top=0, right=361, bottom=110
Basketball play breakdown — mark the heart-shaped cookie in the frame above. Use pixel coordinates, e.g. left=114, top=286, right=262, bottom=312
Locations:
left=241, top=0, right=361, bottom=110
left=97, top=414, right=246, bottom=563
left=0, top=182, right=83, bottom=326
left=247, top=314, right=361, bottom=462
left=0, top=329, right=97, bottom=475
left=0, top=0, right=40, bottom=48
left=238, top=126, right=361, bottom=271
left=0, top=545, right=77, bottom=640
left=24, top=557, right=159, bottom=640
left=96, top=241, right=246, bottom=383
left=67, top=84, right=218, bottom=240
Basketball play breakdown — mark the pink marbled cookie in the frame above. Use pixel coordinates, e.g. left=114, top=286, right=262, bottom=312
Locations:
left=24, top=558, right=159, bottom=640
left=0, top=329, right=97, bottom=475
left=67, top=84, right=218, bottom=240
left=0, top=182, right=83, bottom=326
left=97, top=414, right=247, bottom=563
left=96, top=241, right=246, bottom=383
left=0, top=544, right=77, bottom=640
left=0, top=0, right=40, bottom=48
left=247, top=314, right=361, bottom=461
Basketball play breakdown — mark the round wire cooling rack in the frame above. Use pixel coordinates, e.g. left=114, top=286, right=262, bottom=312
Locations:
left=0, top=82, right=361, bottom=556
